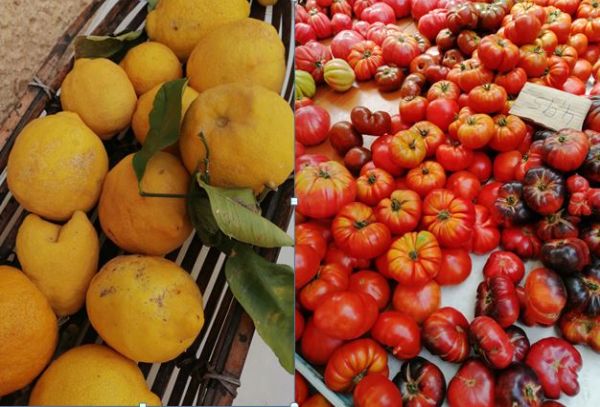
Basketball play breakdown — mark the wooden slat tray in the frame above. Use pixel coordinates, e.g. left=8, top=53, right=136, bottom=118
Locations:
left=0, top=1, right=294, bottom=405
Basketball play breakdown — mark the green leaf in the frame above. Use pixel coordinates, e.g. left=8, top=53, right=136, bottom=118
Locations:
left=147, top=0, right=159, bottom=10
left=197, top=177, right=293, bottom=248
left=132, top=78, right=188, bottom=184
left=225, top=243, right=294, bottom=374
left=74, top=30, right=146, bottom=61
left=187, top=176, right=228, bottom=248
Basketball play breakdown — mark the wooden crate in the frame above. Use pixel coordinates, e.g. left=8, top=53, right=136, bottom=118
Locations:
left=0, top=1, right=294, bottom=405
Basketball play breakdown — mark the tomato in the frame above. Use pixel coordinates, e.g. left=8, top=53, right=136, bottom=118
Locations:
left=477, top=181, right=503, bottom=224
left=519, top=45, right=548, bottom=78
left=331, top=0, right=353, bottom=15
left=543, top=129, right=590, bottom=173
left=296, top=309, right=305, bottom=343
left=347, top=40, right=384, bottom=81
left=525, top=337, right=582, bottom=399
left=399, top=96, right=429, bottom=125
left=490, top=114, right=527, bottom=152
left=393, top=280, right=441, bottom=324
left=300, top=318, right=345, bottom=365
left=447, top=359, right=494, bottom=407
left=382, top=34, right=421, bottom=68
left=536, top=210, right=579, bottom=242
left=331, top=30, right=365, bottom=60
left=411, top=32, right=432, bottom=54
left=560, top=311, right=600, bottom=352
left=435, top=248, right=471, bottom=286
left=356, top=168, right=395, bottom=207
left=436, top=28, right=457, bottom=52
left=510, top=1, right=546, bottom=23
left=494, top=67, right=527, bottom=97
left=426, top=80, right=460, bottom=102
left=387, top=230, right=442, bottom=286
left=564, top=258, right=600, bottom=316
left=475, top=276, right=519, bottom=328
left=502, top=225, right=542, bottom=260
left=504, top=14, right=542, bottom=46
left=417, top=9, right=449, bottom=42
left=540, top=238, right=591, bottom=276
left=354, top=0, right=377, bottom=16
left=328, top=121, right=363, bottom=156
left=367, top=23, right=401, bottom=46
left=535, top=29, right=558, bottom=55
left=441, top=48, right=464, bottom=68
left=553, top=44, right=578, bottom=70
left=345, top=147, right=372, bottom=176
left=561, top=75, right=586, bottom=95
left=303, top=394, right=332, bottom=407
left=354, top=374, right=404, bottom=407
left=412, top=0, right=440, bottom=20
left=478, top=35, right=520, bottom=73
left=332, top=202, right=392, bottom=260
left=329, top=14, right=352, bottom=36
left=296, top=105, right=330, bottom=147
left=543, top=6, right=572, bottom=44
left=435, top=138, right=474, bottom=172
left=506, top=325, right=530, bottom=363
left=422, top=188, right=475, bottom=248
left=521, top=267, right=566, bottom=326
left=456, top=114, right=495, bottom=149
left=493, top=150, right=522, bottom=182
left=390, top=130, right=427, bottom=169
left=375, top=65, right=405, bottom=92
left=470, top=316, right=514, bottom=369
left=515, top=150, right=543, bottom=182
left=586, top=98, right=600, bottom=133
left=393, top=357, right=446, bottom=407
left=296, top=244, right=321, bottom=289
left=296, top=161, right=356, bottom=219
left=567, top=33, right=588, bottom=56
left=375, top=189, right=422, bottom=236
left=468, top=83, right=507, bottom=114
left=361, top=2, right=396, bottom=24
left=478, top=3, right=506, bottom=31
left=307, top=9, right=333, bottom=39
left=446, top=60, right=491, bottom=94
left=296, top=41, right=332, bottom=82
left=371, top=311, right=421, bottom=359
left=426, top=98, right=460, bottom=132
left=314, top=291, right=379, bottom=340
left=347, top=270, right=388, bottom=311
left=446, top=171, right=480, bottom=202
left=571, top=17, right=600, bottom=43
left=411, top=121, right=446, bottom=157
left=401, top=72, right=427, bottom=97
left=467, top=152, right=492, bottom=183
left=324, top=338, right=389, bottom=391
left=572, top=58, right=593, bottom=82
left=423, top=307, right=470, bottom=363
left=380, top=0, right=412, bottom=18
left=470, top=205, right=501, bottom=255
left=495, top=364, right=544, bottom=407
left=296, top=23, right=317, bottom=45
left=543, top=55, right=570, bottom=88
left=372, top=134, right=406, bottom=176
left=326, top=242, right=370, bottom=271
left=296, top=372, right=308, bottom=404
left=483, top=251, right=525, bottom=283
left=297, top=222, right=328, bottom=260
left=521, top=167, right=565, bottom=217
left=300, top=263, right=350, bottom=311
left=447, top=2, right=479, bottom=33
left=406, top=161, right=447, bottom=199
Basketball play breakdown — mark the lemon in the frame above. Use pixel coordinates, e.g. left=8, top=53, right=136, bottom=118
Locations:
left=86, top=255, right=204, bottom=363
left=0, top=266, right=57, bottom=396
left=146, top=0, right=250, bottom=60
left=120, top=42, right=182, bottom=95
left=180, top=83, right=294, bottom=193
left=98, top=152, right=192, bottom=256
left=131, top=83, right=199, bottom=152
left=16, top=211, right=99, bottom=317
left=29, top=344, right=161, bottom=406
left=7, top=112, right=108, bottom=221
left=60, top=58, right=137, bottom=139
left=187, top=18, right=285, bottom=93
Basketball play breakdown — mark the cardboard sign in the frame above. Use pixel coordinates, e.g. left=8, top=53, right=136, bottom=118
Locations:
left=509, top=82, right=592, bottom=131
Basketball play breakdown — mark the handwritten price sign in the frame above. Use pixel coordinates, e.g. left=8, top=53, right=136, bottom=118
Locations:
left=509, top=83, right=592, bottom=131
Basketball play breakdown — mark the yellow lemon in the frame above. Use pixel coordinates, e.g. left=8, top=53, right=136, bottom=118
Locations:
left=187, top=18, right=285, bottom=93
left=131, top=83, right=199, bottom=152
left=98, top=152, right=192, bottom=256
left=16, top=211, right=99, bottom=316
left=7, top=112, right=108, bottom=221
left=120, top=42, right=182, bottom=95
left=29, top=344, right=161, bottom=406
left=0, top=266, right=57, bottom=396
left=180, top=83, right=294, bottom=193
left=86, top=255, right=204, bottom=363
left=60, top=58, right=137, bottom=139
left=146, top=0, right=250, bottom=60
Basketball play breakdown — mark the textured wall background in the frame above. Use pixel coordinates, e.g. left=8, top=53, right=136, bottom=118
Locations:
left=0, top=0, right=92, bottom=119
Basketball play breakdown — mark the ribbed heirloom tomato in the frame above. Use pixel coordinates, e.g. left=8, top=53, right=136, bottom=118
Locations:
left=478, top=35, right=520, bottom=72
left=475, top=276, right=520, bottom=328
left=470, top=205, right=501, bottom=255
left=406, top=161, right=447, bottom=198
left=542, top=129, right=590, bottom=173
left=490, top=114, right=526, bottom=152
left=470, top=316, right=514, bottom=369
left=393, top=280, right=441, bottom=324
left=354, top=374, right=403, bottom=407
left=356, top=168, right=395, bottom=206
left=447, top=359, right=494, bottom=407
left=390, top=130, right=428, bottom=168
left=468, top=83, right=507, bottom=114
left=399, top=96, right=429, bottom=124
left=387, top=230, right=442, bottom=286
left=423, top=307, right=470, bottom=363
left=422, top=188, right=475, bottom=248
left=435, top=138, right=474, bottom=171
left=457, top=114, right=495, bottom=149
left=299, top=263, right=350, bottom=311
left=447, top=59, right=494, bottom=93
left=348, top=40, right=384, bottom=81
left=371, top=311, right=421, bottom=359
left=394, top=357, right=447, bottom=407
left=296, top=41, right=332, bottom=82
left=411, top=121, right=446, bottom=156
left=382, top=33, right=421, bottom=67
left=375, top=189, right=422, bottom=235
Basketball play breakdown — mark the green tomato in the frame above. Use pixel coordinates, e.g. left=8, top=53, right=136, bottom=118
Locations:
left=295, top=70, right=316, bottom=100
left=323, top=59, right=355, bottom=92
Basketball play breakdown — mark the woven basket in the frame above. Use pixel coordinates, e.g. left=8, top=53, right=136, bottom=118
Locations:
left=0, top=1, right=294, bottom=405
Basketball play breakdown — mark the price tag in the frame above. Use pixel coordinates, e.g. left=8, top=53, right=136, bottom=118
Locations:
left=509, top=82, right=592, bottom=131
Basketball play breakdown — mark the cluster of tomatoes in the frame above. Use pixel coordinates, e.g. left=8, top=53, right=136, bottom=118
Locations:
left=294, top=0, right=600, bottom=406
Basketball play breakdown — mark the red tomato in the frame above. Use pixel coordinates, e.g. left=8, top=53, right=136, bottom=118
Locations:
left=307, top=9, right=333, bottom=39
left=427, top=80, right=461, bottom=101
left=406, top=161, right=447, bottom=198
left=522, top=267, right=567, bottom=326
left=543, top=6, right=571, bottom=44
left=299, top=263, right=350, bottom=311
left=296, top=41, right=332, bottom=82
left=331, top=30, right=365, bottom=60
left=361, top=2, right=396, bottom=24
left=501, top=225, right=542, bottom=260
left=490, top=114, right=526, bottom=152
left=543, top=55, right=570, bottom=88
left=475, top=276, right=520, bottom=328
left=561, top=76, right=586, bottom=95
left=349, top=270, right=391, bottom=310
left=477, top=181, right=504, bottom=225
left=296, top=23, right=317, bottom=45
left=296, top=244, right=321, bottom=289
left=392, top=280, right=441, bottom=324
left=468, top=152, right=492, bottom=183
left=300, top=318, right=345, bottom=365
left=296, top=309, right=305, bottom=342
left=436, top=248, right=472, bottom=285
left=399, top=96, right=429, bottom=124
left=314, top=291, right=379, bottom=340
left=435, top=138, right=475, bottom=172
left=387, top=230, right=442, bottom=286
left=423, top=307, right=470, bottom=363
left=331, top=13, right=352, bottom=35
left=303, top=395, right=332, bottom=407
left=493, top=150, right=522, bottom=182
left=380, top=0, right=412, bottom=18
left=426, top=98, right=460, bottom=132
left=447, top=58, right=494, bottom=93
left=417, top=9, right=449, bottom=41
left=354, top=374, right=404, bottom=407
left=411, top=121, right=446, bottom=157
left=478, top=34, right=520, bottom=73
left=325, top=242, right=369, bottom=271
left=504, top=13, right=542, bottom=46
left=295, top=372, right=308, bottom=404
left=422, top=189, right=475, bottom=249
left=495, top=68, right=527, bottom=96
left=518, top=44, right=548, bottom=78
left=447, top=359, right=495, bottom=407
left=468, top=83, right=507, bottom=114
left=324, top=338, right=389, bottom=391
left=572, top=58, right=593, bottom=82
left=348, top=40, right=385, bottom=81
left=382, top=33, right=421, bottom=68
left=356, top=168, right=395, bottom=206
left=470, top=205, right=501, bottom=255
left=536, top=29, right=558, bottom=56
left=296, top=161, right=357, bottom=219
left=375, top=189, right=422, bottom=235
left=372, top=134, right=406, bottom=177
left=542, top=129, right=590, bottom=173
left=446, top=171, right=481, bottom=202
left=456, top=114, right=495, bottom=149
left=483, top=250, right=525, bottom=283
left=371, top=311, right=422, bottom=359
left=296, top=222, right=329, bottom=260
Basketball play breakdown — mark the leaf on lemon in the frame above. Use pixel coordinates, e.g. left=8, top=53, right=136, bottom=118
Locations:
left=74, top=30, right=146, bottom=61
left=147, top=0, right=159, bottom=10
left=132, top=78, right=187, bottom=184
left=225, top=243, right=294, bottom=374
